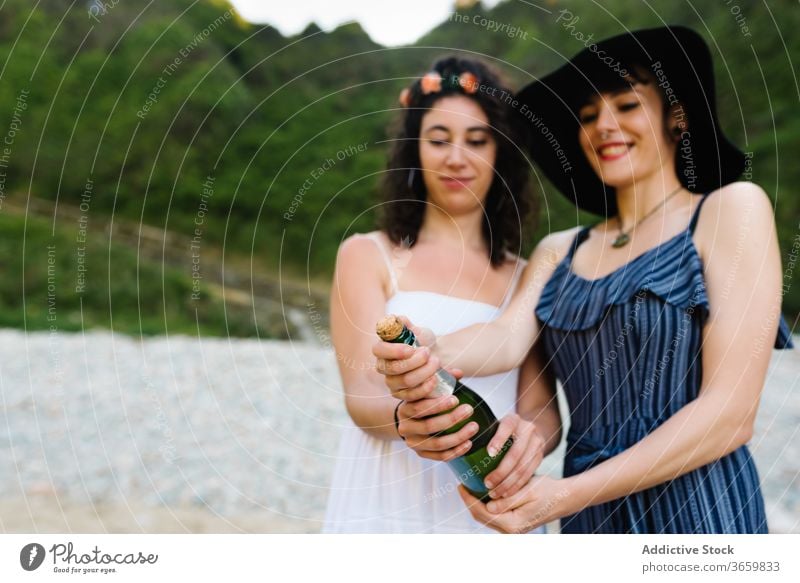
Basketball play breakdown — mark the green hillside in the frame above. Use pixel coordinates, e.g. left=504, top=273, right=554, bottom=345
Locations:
left=0, top=209, right=282, bottom=337
left=1, top=0, right=798, bottom=334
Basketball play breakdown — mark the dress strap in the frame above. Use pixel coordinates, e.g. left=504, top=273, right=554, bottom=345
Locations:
left=565, top=225, right=595, bottom=264
left=688, top=193, right=711, bottom=234
left=361, top=232, right=399, bottom=295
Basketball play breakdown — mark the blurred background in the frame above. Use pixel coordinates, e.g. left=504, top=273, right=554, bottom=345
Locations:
left=0, top=0, right=797, bottom=533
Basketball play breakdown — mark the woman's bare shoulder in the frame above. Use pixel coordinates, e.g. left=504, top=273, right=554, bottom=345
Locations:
left=338, top=230, right=382, bottom=257
left=695, top=183, right=775, bottom=245
left=331, top=231, right=397, bottom=300
left=335, top=231, right=388, bottom=277
left=530, top=226, right=584, bottom=265
left=702, top=181, right=772, bottom=218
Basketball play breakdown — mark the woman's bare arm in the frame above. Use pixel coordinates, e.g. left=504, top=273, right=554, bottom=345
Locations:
left=374, top=228, right=579, bottom=390
left=332, top=235, right=476, bottom=444
left=330, top=235, right=403, bottom=440
left=516, top=341, right=562, bottom=455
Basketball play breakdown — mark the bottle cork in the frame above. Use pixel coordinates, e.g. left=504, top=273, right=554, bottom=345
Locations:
left=376, top=315, right=404, bottom=341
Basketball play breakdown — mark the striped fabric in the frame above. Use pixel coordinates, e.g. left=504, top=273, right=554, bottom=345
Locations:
left=535, top=194, right=795, bottom=533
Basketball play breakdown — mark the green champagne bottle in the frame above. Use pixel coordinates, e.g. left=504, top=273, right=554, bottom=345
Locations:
left=376, top=315, right=513, bottom=502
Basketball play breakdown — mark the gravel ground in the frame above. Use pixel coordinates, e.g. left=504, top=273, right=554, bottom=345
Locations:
left=0, top=330, right=798, bottom=533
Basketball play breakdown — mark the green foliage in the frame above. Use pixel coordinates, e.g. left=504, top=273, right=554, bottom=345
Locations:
left=0, top=211, right=280, bottom=337
left=0, top=0, right=798, bottom=332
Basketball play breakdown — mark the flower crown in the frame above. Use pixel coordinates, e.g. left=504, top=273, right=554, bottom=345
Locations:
left=398, top=71, right=481, bottom=107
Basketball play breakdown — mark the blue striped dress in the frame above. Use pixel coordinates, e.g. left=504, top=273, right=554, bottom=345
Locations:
left=535, top=194, right=795, bottom=533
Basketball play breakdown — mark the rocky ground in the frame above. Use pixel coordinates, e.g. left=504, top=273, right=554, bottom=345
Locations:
left=0, top=330, right=797, bottom=533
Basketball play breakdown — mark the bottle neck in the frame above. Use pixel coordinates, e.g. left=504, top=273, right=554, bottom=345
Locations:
left=385, top=325, right=455, bottom=397
left=391, top=325, right=417, bottom=346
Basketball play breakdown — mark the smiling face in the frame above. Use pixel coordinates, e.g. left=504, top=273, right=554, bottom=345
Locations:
left=418, top=95, right=497, bottom=215
left=577, top=79, right=677, bottom=189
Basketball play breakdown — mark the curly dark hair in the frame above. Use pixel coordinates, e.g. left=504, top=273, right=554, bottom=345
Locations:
left=378, top=56, right=535, bottom=266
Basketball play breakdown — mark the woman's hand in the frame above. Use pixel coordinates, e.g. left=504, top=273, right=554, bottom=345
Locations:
left=457, top=476, right=572, bottom=534
left=482, top=414, right=546, bottom=499
left=373, top=316, right=447, bottom=402
left=396, top=397, right=480, bottom=461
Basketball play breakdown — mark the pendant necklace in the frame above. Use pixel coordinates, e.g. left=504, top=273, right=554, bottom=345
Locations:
left=612, top=186, right=684, bottom=248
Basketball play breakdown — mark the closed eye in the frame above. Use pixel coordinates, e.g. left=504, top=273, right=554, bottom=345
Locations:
left=618, top=102, right=640, bottom=112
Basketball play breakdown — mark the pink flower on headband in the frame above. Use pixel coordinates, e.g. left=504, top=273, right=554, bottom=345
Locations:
left=459, top=72, right=479, bottom=94
left=398, top=87, right=411, bottom=107
left=420, top=72, right=442, bottom=94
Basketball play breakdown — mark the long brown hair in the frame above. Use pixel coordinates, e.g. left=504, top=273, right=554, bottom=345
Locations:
left=378, top=56, right=535, bottom=266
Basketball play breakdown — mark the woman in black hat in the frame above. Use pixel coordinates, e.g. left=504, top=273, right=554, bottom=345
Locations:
left=373, top=26, right=794, bottom=533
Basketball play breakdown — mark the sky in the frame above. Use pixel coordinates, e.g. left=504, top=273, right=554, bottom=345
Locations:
left=228, top=0, right=505, bottom=47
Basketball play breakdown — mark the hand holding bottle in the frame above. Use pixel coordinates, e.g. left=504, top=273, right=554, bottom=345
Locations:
left=373, top=315, right=454, bottom=403
left=376, top=314, right=516, bottom=499
left=482, top=413, right=546, bottom=499
left=395, top=398, right=480, bottom=461
left=457, top=475, right=571, bottom=534
left=375, top=314, right=550, bottom=501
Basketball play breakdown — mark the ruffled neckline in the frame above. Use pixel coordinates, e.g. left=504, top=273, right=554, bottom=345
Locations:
left=536, top=226, right=706, bottom=331
left=563, top=227, right=693, bottom=283
left=535, top=226, right=795, bottom=349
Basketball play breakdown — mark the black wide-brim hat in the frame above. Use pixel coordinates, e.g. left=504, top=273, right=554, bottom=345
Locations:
left=516, top=25, right=745, bottom=216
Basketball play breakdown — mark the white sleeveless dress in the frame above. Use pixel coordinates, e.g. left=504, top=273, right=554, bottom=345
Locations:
left=323, top=233, right=544, bottom=533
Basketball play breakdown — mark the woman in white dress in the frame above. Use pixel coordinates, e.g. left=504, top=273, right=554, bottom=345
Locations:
left=323, top=56, right=562, bottom=533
